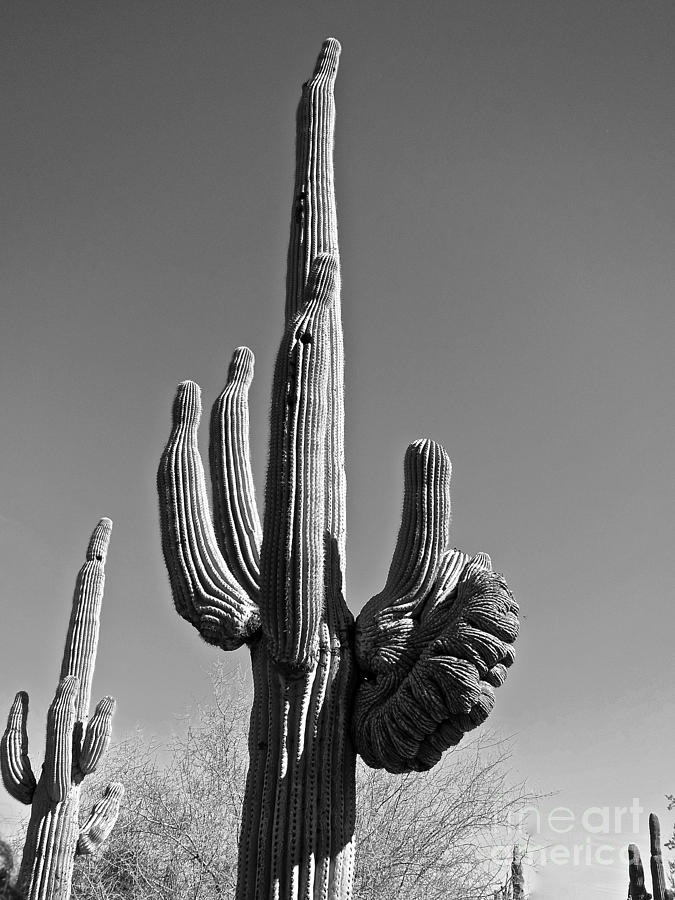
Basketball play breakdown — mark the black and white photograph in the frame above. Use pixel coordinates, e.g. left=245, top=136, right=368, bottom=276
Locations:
left=1, top=4, right=673, bottom=898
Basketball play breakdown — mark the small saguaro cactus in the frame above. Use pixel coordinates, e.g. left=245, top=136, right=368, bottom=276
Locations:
left=628, top=814, right=675, bottom=900
left=158, top=39, right=519, bottom=899
left=1, top=520, right=123, bottom=900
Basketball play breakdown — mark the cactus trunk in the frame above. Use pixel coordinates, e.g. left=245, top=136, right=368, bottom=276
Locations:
left=18, top=789, right=80, bottom=900
left=158, top=38, right=519, bottom=900
left=237, top=645, right=355, bottom=899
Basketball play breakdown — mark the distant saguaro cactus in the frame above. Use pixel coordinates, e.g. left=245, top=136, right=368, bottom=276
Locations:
left=628, top=814, right=675, bottom=900
left=158, top=39, right=519, bottom=899
left=1, top=520, right=123, bottom=900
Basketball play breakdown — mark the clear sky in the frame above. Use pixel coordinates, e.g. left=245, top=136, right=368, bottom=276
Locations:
left=1, top=3, right=674, bottom=897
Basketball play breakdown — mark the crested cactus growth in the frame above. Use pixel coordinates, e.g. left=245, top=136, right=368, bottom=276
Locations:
left=628, top=814, right=675, bottom=900
left=1, top=520, right=123, bottom=900
left=158, top=38, right=519, bottom=899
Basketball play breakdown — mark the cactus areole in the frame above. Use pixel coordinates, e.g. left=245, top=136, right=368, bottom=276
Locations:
left=157, top=39, right=520, bottom=900
left=1, top=521, right=123, bottom=900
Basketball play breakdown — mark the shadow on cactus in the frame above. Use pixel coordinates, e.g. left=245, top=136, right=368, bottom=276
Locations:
left=157, top=38, right=520, bottom=900
left=1, top=521, right=122, bottom=900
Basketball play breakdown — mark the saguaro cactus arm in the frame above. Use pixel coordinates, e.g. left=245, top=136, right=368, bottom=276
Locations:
left=354, top=440, right=519, bottom=773
left=77, top=783, right=124, bottom=856
left=60, top=519, right=111, bottom=721
left=44, top=676, right=79, bottom=803
left=79, top=696, right=116, bottom=776
left=209, top=346, right=262, bottom=598
left=158, top=381, right=261, bottom=649
left=0, top=692, right=36, bottom=805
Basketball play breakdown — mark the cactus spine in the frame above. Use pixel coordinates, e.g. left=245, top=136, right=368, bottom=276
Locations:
left=158, top=39, right=519, bottom=899
left=628, top=814, right=675, bottom=900
left=1, top=520, right=123, bottom=900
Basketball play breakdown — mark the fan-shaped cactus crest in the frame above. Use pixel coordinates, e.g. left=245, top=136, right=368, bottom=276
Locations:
left=157, top=38, right=519, bottom=900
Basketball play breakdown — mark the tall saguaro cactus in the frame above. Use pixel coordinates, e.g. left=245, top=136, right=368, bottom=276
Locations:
left=1, top=520, right=123, bottom=900
left=158, top=39, right=519, bottom=899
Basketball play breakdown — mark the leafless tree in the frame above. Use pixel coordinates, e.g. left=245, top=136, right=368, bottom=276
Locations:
left=70, top=667, right=533, bottom=900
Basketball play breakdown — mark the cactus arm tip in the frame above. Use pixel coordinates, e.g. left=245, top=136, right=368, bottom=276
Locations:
left=1, top=691, right=36, bottom=805
left=158, top=379, right=261, bottom=650
left=209, top=345, right=262, bottom=598
left=650, top=813, right=661, bottom=851
left=77, top=782, right=124, bottom=856
left=353, top=440, right=519, bottom=773
left=86, top=518, right=113, bottom=563
left=311, top=38, right=341, bottom=84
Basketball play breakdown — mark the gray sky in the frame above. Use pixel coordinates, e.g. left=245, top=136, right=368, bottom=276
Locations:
left=2, top=2, right=674, bottom=896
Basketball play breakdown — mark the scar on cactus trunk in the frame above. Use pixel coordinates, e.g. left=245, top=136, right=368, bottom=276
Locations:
left=157, top=39, right=520, bottom=900
left=1, top=521, right=122, bottom=900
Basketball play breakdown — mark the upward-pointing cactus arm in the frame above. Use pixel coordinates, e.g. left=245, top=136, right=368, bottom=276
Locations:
left=158, top=381, right=261, bottom=650
left=44, top=676, right=78, bottom=803
left=209, top=346, right=262, bottom=598
left=0, top=692, right=36, bottom=805
left=353, top=440, right=519, bottom=773
left=79, top=696, right=116, bottom=776
left=60, top=518, right=111, bottom=721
